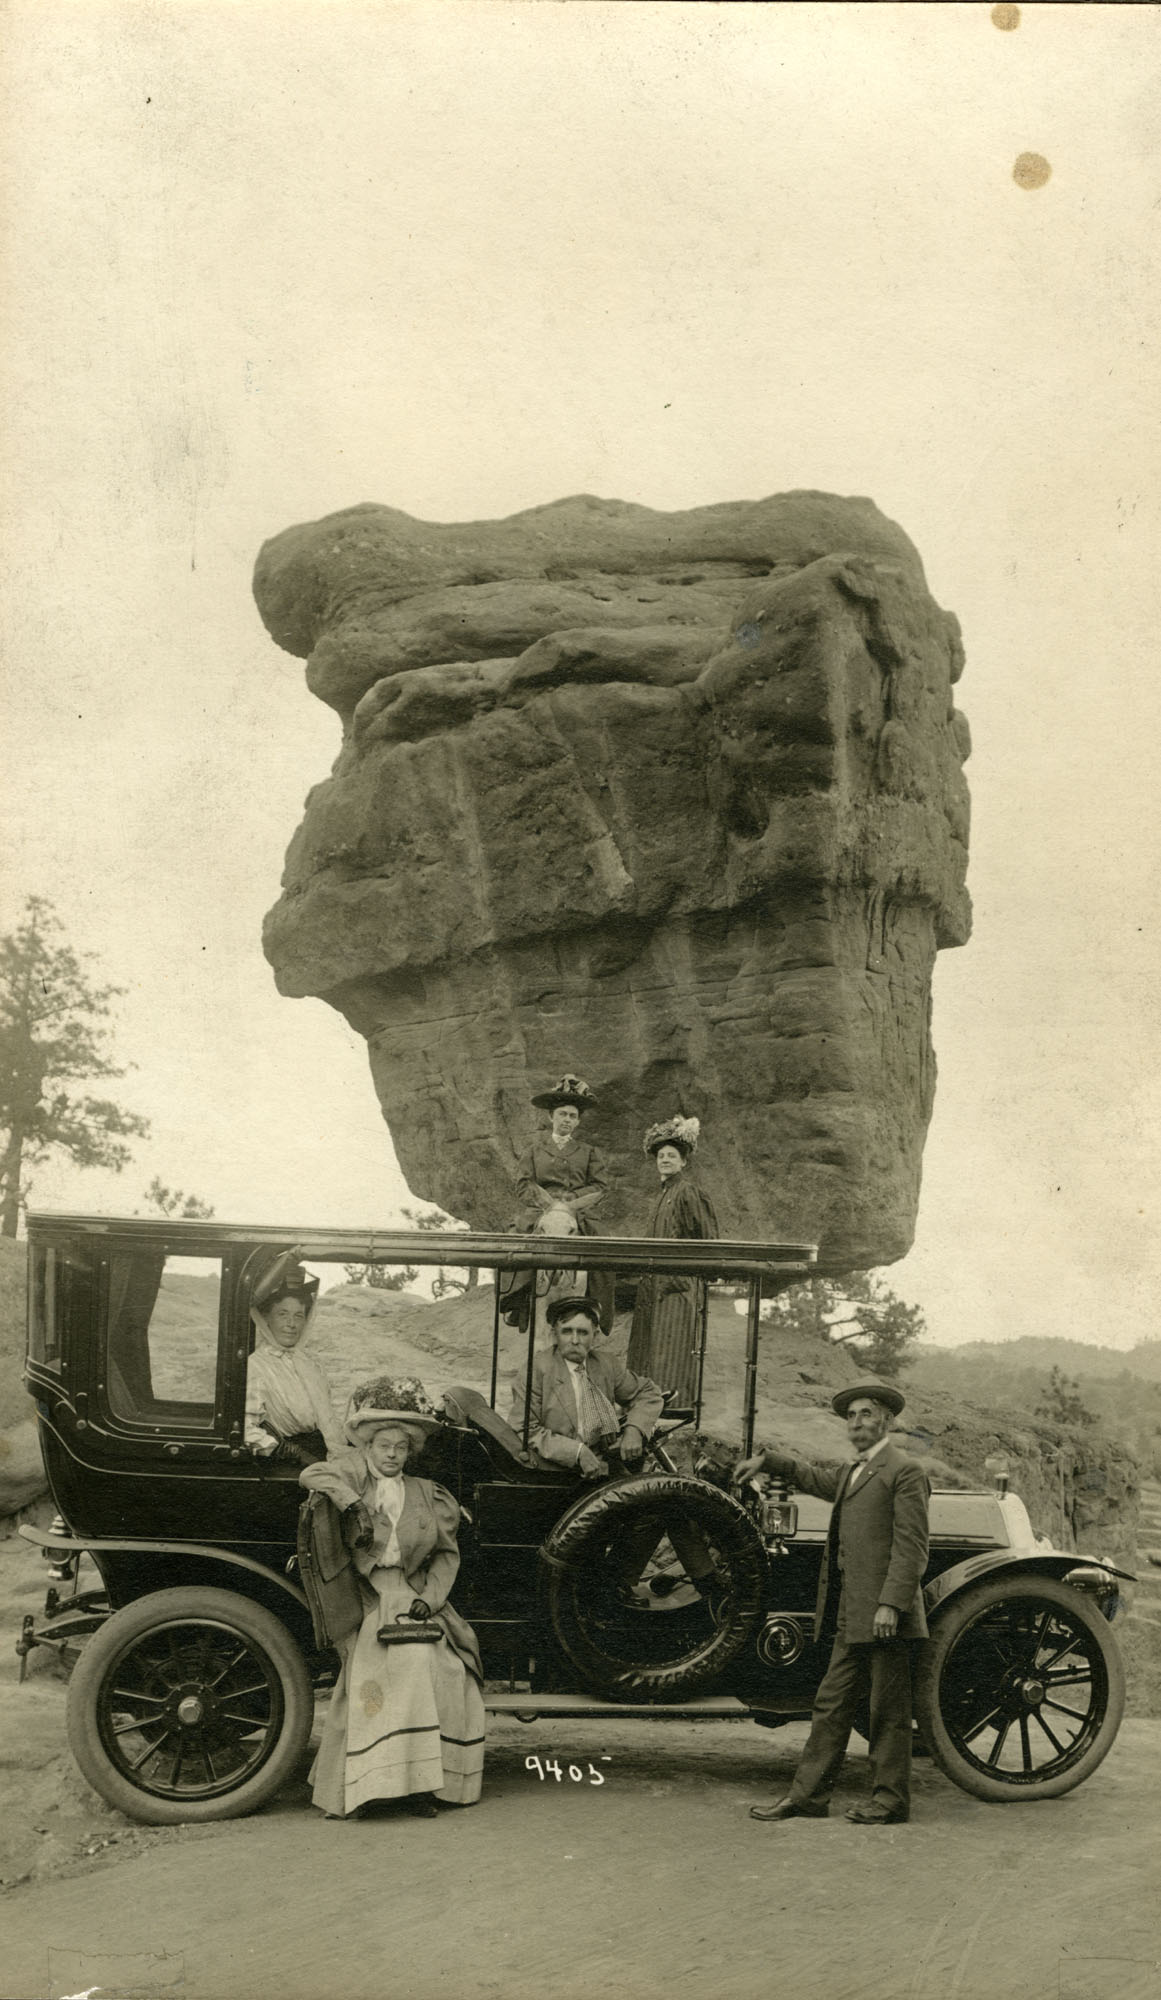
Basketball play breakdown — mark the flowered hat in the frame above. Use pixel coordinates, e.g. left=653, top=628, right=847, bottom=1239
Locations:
left=643, top=1114, right=701, bottom=1159
left=531, top=1074, right=598, bottom=1113
left=345, top=1375, right=444, bottom=1440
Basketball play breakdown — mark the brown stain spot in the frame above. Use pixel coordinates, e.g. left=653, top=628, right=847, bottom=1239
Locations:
left=991, top=3, right=1020, bottom=28
left=1013, top=152, right=1052, bottom=190
left=358, top=1678, right=384, bottom=1716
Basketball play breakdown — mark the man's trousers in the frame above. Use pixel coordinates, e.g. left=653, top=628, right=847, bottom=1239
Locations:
left=788, top=1634, right=916, bottom=1814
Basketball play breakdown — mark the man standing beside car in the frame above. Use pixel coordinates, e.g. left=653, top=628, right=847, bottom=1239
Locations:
left=734, top=1379, right=930, bottom=1826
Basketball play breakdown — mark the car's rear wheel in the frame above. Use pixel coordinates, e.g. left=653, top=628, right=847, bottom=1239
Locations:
left=541, top=1475, right=767, bottom=1698
left=915, top=1575, right=1125, bottom=1802
left=67, top=1586, right=314, bottom=1824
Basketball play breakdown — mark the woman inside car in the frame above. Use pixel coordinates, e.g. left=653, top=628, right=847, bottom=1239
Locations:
left=244, top=1254, right=342, bottom=1466
left=300, top=1376, right=485, bottom=1819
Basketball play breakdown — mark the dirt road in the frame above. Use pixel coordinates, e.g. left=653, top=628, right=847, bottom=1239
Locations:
left=2, top=1714, right=1159, bottom=2000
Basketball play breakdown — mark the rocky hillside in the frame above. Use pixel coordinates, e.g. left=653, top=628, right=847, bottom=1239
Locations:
left=912, top=1340, right=1161, bottom=1492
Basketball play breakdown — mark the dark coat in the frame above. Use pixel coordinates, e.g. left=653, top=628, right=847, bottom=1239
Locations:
left=627, top=1169, right=719, bottom=1404
left=513, top=1137, right=607, bottom=1234
left=762, top=1440, right=930, bottom=1643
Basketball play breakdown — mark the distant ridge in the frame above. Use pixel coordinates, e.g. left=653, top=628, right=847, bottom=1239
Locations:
left=921, top=1335, right=1161, bottom=1383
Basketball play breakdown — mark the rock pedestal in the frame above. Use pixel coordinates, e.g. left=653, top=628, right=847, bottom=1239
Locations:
left=254, top=492, right=970, bottom=1272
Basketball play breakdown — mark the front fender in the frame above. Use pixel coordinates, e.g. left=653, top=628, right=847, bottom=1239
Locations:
left=925, top=1549, right=1130, bottom=1621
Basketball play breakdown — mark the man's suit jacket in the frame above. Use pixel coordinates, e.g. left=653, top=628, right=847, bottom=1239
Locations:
left=762, top=1440, right=930, bottom=1643
left=511, top=1347, right=663, bottom=1471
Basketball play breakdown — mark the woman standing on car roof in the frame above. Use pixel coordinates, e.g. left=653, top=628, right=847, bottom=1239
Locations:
left=627, top=1116, right=719, bottom=1409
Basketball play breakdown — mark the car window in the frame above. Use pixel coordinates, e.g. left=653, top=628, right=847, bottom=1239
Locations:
left=29, top=1244, right=97, bottom=1372
left=29, top=1246, right=61, bottom=1368
left=106, top=1252, right=221, bottom=1426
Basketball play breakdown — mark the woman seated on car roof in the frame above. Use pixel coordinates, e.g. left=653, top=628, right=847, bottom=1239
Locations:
left=300, top=1376, right=485, bottom=1819
left=510, top=1293, right=664, bottom=1479
left=244, top=1254, right=343, bottom=1467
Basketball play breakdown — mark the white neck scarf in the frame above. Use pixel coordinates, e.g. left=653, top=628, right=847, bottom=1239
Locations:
left=373, top=1472, right=406, bottom=1523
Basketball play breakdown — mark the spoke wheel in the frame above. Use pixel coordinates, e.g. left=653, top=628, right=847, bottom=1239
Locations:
left=68, top=1587, right=313, bottom=1824
left=915, top=1574, right=1125, bottom=1802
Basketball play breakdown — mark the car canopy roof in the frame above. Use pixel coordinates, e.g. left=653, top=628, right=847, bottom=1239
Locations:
left=26, top=1211, right=818, bottom=1284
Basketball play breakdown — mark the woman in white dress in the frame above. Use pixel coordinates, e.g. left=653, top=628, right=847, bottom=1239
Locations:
left=300, top=1377, right=485, bottom=1819
left=244, top=1255, right=342, bottom=1467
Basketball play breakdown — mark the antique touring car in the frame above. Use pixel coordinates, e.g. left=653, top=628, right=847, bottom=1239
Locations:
left=18, top=1212, right=1132, bottom=1823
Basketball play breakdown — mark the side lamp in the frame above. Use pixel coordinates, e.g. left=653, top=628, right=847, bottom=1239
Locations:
left=984, top=1453, right=1011, bottom=1497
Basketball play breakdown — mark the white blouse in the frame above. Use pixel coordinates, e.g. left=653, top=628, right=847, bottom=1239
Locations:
left=372, top=1473, right=407, bottom=1567
left=244, top=1344, right=342, bottom=1457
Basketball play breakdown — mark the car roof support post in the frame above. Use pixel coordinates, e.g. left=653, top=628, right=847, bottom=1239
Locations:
left=521, top=1282, right=539, bottom=1452
left=742, top=1277, right=761, bottom=1459
left=693, top=1278, right=710, bottom=1431
left=488, top=1275, right=502, bottom=1411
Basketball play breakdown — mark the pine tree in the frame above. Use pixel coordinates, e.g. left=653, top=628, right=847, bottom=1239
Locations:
left=144, top=1178, right=215, bottom=1220
left=763, top=1271, right=925, bottom=1378
left=0, top=898, right=150, bottom=1234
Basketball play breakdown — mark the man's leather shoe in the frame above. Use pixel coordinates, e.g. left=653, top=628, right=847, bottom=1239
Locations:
left=845, top=1803, right=909, bottom=1824
left=749, top=1797, right=829, bottom=1821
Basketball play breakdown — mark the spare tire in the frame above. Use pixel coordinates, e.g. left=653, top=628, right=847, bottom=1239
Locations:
left=540, top=1474, right=768, bottom=1699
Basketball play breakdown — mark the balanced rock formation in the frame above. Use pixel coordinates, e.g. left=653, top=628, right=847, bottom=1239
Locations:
left=255, top=492, right=971, bottom=1272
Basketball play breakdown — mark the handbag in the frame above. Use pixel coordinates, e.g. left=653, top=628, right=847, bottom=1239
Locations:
left=376, top=1616, right=442, bottom=1647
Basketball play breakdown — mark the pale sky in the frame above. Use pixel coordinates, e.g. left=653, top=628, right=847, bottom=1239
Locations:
left=2, top=2, right=1158, bottom=1347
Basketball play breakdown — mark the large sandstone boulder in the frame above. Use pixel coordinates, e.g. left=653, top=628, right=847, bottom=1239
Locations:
left=255, top=492, right=971, bottom=1272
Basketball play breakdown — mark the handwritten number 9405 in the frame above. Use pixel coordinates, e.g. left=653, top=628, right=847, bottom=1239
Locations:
left=525, top=1756, right=605, bottom=1785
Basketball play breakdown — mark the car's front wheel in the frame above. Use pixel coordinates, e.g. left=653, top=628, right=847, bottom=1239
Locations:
left=915, top=1574, right=1125, bottom=1802
left=67, top=1586, right=314, bottom=1824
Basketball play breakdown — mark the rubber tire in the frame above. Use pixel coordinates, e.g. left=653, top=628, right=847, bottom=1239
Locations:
left=541, top=1474, right=767, bottom=1699
left=67, top=1586, right=314, bottom=1825
left=915, top=1574, right=1125, bottom=1803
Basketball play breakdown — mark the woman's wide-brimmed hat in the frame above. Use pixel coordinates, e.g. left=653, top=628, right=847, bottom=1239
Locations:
left=345, top=1376, right=443, bottom=1437
left=544, top=1293, right=605, bottom=1333
left=832, top=1378, right=906, bottom=1419
left=643, top=1114, right=700, bottom=1159
left=251, top=1250, right=320, bottom=1312
left=531, top=1073, right=598, bottom=1114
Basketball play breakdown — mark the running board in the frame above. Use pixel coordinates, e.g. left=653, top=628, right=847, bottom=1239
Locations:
left=485, top=1691, right=751, bottom=1719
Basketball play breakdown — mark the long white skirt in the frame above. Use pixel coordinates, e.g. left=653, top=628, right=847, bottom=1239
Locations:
left=309, top=1564, right=486, bottom=1816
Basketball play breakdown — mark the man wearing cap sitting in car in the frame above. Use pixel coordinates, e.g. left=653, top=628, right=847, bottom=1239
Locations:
left=734, top=1379, right=930, bottom=1826
left=514, top=1294, right=664, bottom=1479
